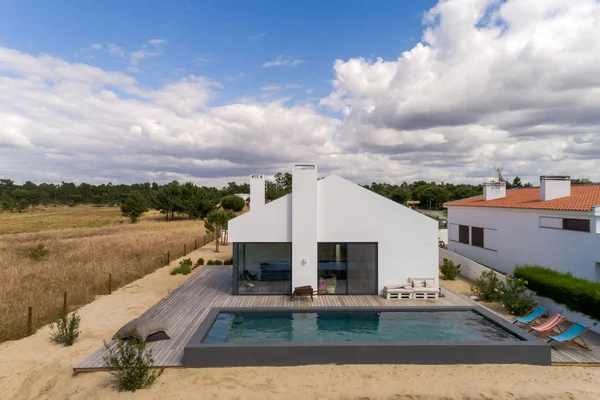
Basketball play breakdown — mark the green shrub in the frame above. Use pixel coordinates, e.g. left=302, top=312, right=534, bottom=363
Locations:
left=223, top=258, right=232, bottom=265
left=440, top=258, right=461, bottom=280
left=514, top=265, right=600, bottom=320
left=49, top=310, right=81, bottom=346
left=193, top=258, right=204, bottom=269
left=206, top=260, right=214, bottom=265
left=29, top=243, right=49, bottom=260
left=170, top=258, right=193, bottom=275
left=501, top=276, right=535, bottom=316
left=471, top=270, right=503, bottom=302
left=213, top=260, right=223, bottom=265
left=103, top=334, right=164, bottom=392
left=221, top=195, right=245, bottom=212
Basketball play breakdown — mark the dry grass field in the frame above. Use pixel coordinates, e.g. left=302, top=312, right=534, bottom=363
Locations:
left=0, top=206, right=207, bottom=342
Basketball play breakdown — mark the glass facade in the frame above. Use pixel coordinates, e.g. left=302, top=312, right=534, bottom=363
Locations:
left=317, top=243, right=377, bottom=295
left=233, top=243, right=292, bottom=295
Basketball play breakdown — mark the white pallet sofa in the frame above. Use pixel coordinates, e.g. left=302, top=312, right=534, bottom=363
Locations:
left=384, top=277, right=438, bottom=299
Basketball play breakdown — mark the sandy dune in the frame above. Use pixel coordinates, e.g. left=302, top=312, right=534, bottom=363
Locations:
left=0, top=243, right=599, bottom=400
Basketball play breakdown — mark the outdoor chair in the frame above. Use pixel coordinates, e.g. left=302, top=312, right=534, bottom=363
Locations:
left=528, top=314, right=566, bottom=336
left=291, top=285, right=314, bottom=301
left=547, top=322, right=591, bottom=351
left=512, top=306, right=548, bottom=326
left=240, top=274, right=258, bottom=292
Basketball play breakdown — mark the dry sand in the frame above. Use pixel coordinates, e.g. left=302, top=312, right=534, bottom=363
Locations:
left=0, top=247, right=599, bottom=400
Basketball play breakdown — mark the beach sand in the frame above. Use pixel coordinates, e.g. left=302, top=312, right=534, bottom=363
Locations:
left=1, top=244, right=599, bottom=400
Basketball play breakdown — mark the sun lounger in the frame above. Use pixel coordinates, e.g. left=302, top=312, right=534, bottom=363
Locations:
left=512, top=306, right=548, bottom=326
left=547, top=322, right=591, bottom=351
left=291, top=285, right=315, bottom=301
left=528, top=313, right=565, bottom=336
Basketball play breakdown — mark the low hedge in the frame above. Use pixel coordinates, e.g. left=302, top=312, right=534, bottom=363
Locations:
left=514, top=265, right=600, bottom=320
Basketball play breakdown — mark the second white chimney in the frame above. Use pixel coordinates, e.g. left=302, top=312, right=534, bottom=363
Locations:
left=540, top=175, right=570, bottom=201
left=249, top=174, right=265, bottom=211
left=483, top=181, right=506, bottom=201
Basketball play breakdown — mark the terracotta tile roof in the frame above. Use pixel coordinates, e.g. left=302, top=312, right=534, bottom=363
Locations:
left=444, top=185, right=600, bottom=211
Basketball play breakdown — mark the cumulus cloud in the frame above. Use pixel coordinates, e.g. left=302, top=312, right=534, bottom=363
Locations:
left=321, top=0, right=600, bottom=182
left=2, top=0, right=600, bottom=186
left=262, top=56, right=306, bottom=68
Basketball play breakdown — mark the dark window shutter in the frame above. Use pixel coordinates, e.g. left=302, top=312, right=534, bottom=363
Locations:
left=458, top=225, right=469, bottom=244
left=471, top=227, right=484, bottom=248
left=562, top=219, right=590, bottom=232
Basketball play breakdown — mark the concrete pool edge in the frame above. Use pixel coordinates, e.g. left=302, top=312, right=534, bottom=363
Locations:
left=183, top=306, right=551, bottom=367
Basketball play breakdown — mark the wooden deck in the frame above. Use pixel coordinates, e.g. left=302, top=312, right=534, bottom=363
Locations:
left=74, top=265, right=600, bottom=371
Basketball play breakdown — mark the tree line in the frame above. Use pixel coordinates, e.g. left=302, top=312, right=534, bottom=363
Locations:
left=3, top=174, right=588, bottom=219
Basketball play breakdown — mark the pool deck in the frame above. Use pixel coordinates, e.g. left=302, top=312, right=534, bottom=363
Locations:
left=74, top=265, right=600, bottom=372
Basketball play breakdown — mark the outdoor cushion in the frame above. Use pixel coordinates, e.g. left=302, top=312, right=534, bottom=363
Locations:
left=411, top=279, right=425, bottom=288
left=386, top=288, right=413, bottom=294
left=425, top=279, right=435, bottom=288
left=114, top=318, right=168, bottom=342
left=413, top=288, right=439, bottom=293
left=384, top=283, right=409, bottom=290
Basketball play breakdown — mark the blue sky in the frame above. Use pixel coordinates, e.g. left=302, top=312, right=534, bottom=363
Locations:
left=1, top=0, right=599, bottom=186
left=0, top=0, right=435, bottom=106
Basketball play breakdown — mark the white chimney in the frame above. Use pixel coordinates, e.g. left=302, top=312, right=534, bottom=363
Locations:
left=249, top=174, right=265, bottom=211
left=540, top=175, right=570, bottom=201
left=483, top=181, right=506, bottom=201
left=291, top=164, right=317, bottom=289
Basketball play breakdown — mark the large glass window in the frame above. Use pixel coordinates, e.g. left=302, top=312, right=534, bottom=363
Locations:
left=318, top=243, right=347, bottom=294
left=234, top=243, right=291, bottom=295
left=317, top=243, right=377, bottom=295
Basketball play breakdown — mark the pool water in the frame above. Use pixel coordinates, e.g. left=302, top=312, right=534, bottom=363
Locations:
left=202, top=310, right=522, bottom=344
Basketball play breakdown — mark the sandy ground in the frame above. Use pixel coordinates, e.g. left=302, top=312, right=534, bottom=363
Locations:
left=440, top=275, right=513, bottom=320
left=0, top=248, right=598, bottom=400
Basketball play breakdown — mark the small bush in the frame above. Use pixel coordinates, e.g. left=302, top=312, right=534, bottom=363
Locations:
left=515, top=265, right=600, bottom=320
left=501, top=276, right=535, bottom=316
left=213, top=260, right=223, bottom=265
left=440, top=258, right=461, bottom=280
left=223, top=258, right=233, bottom=265
left=29, top=243, right=49, bottom=260
left=221, top=195, right=245, bottom=212
left=206, top=260, right=214, bottom=265
left=103, top=334, right=164, bottom=392
left=193, top=257, right=204, bottom=269
left=170, top=258, right=193, bottom=275
left=49, top=310, right=81, bottom=346
left=471, top=270, right=503, bottom=302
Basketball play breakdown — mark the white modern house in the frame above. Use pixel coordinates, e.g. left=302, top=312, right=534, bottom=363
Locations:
left=445, top=176, right=600, bottom=282
left=227, top=164, right=438, bottom=295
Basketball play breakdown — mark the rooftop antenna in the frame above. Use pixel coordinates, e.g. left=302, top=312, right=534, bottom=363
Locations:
left=495, top=165, right=505, bottom=183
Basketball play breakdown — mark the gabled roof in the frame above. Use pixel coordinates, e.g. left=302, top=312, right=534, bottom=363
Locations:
left=444, top=185, right=600, bottom=212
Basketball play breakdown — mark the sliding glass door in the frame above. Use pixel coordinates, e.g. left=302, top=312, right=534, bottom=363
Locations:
left=317, top=243, right=377, bottom=295
left=233, top=243, right=292, bottom=295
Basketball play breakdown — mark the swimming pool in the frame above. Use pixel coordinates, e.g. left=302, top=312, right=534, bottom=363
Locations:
left=184, top=307, right=550, bottom=367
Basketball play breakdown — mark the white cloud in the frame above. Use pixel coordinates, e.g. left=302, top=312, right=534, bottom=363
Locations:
left=262, top=56, right=306, bottom=68
left=320, top=0, right=600, bottom=183
left=247, top=33, right=266, bottom=40
left=90, top=43, right=103, bottom=50
left=129, top=39, right=167, bottom=68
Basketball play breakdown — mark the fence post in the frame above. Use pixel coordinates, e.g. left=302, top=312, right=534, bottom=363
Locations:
left=63, top=291, right=68, bottom=315
left=184, top=244, right=187, bottom=256
left=27, top=307, right=33, bottom=336
left=167, top=251, right=170, bottom=265
left=194, top=239, right=197, bottom=250
left=108, top=273, right=112, bottom=294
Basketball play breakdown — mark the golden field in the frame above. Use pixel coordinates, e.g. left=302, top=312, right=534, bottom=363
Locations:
left=0, top=206, right=206, bottom=342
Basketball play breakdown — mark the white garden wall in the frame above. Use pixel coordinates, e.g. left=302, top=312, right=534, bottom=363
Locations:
left=440, top=248, right=600, bottom=334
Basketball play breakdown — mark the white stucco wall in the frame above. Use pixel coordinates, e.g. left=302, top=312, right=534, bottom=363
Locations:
left=228, top=194, right=292, bottom=242
left=446, top=206, right=600, bottom=281
left=318, top=175, right=439, bottom=293
left=292, top=165, right=318, bottom=289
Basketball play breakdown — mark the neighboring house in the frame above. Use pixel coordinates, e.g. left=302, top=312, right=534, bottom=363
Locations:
left=444, top=176, right=600, bottom=282
left=227, top=164, right=438, bottom=295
